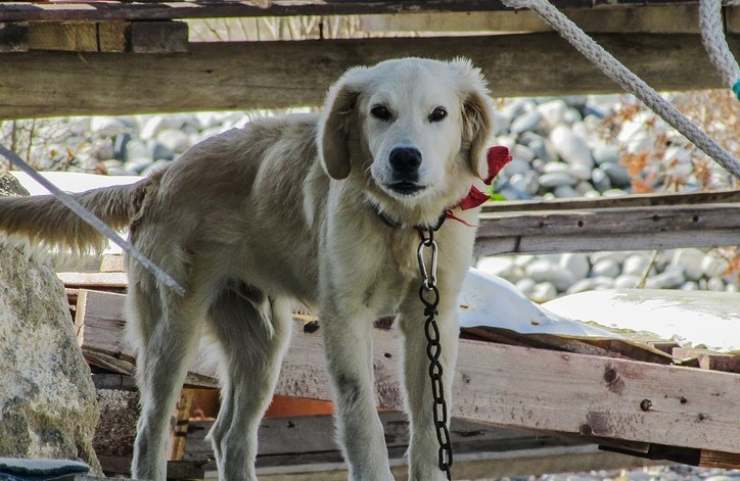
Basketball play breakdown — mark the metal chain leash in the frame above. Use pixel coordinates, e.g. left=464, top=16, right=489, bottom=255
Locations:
left=416, top=226, right=453, bottom=480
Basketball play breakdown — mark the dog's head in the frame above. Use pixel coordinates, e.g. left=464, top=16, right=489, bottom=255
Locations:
left=318, top=57, right=494, bottom=217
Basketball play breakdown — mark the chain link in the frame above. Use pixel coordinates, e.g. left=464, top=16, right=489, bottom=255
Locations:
left=417, top=227, right=453, bottom=480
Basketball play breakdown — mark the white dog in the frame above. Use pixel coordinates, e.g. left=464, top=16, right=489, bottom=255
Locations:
left=0, top=57, right=494, bottom=481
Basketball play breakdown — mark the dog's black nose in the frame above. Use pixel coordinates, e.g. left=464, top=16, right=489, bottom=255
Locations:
left=389, top=147, right=422, bottom=179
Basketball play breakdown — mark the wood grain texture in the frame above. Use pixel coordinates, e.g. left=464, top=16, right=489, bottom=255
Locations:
left=26, top=21, right=98, bottom=51
left=75, top=290, right=740, bottom=455
left=0, top=1, right=704, bottom=23
left=475, top=229, right=740, bottom=256
left=481, top=189, right=740, bottom=213
left=1, top=32, right=735, bottom=118
left=478, top=204, right=740, bottom=238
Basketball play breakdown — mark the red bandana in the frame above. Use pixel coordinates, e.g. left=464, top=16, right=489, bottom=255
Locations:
left=446, top=145, right=511, bottom=225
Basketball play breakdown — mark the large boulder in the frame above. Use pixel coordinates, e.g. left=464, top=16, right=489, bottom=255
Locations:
left=0, top=172, right=101, bottom=473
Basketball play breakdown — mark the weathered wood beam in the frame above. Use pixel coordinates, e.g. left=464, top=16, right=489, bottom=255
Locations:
left=476, top=200, right=740, bottom=255
left=1, top=32, right=736, bottom=119
left=481, top=189, right=740, bottom=213
left=75, top=290, right=740, bottom=457
left=0, top=1, right=706, bottom=23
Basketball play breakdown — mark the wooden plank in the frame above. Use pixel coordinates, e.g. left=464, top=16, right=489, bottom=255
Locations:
left=0, top=1, right=705, bottom=23
left=481, top=189, right=740, bottom=213
left=76, top=290, right=740, bottom=456
left=181, top=413, right=652, bottom=479
left=1, top=32, right=735, bottom=118
left=99, top=254, right=125, bottom=272
left=475, top=228, right=740, bottom=256
left=477, top=204, right=740, bottom=238
left=0, top=22, right=28, bottom=52
left=128, top=20, right=188, bottom=53
left=97, top=21, right=128, bottom=52
left=185, top=412, right=578, bottom=464
left=26, top=21, right=98, bottom=51
left=170, top=389, right=194, bottom=461
left=59, top=271, right=128, bottom=289
left=360, top=5, right=702, bottom=34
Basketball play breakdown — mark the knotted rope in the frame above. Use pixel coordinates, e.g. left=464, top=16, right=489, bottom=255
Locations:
left=501, top=0, right=740, bottom=180
left=699, top=0, right=740, bottom=99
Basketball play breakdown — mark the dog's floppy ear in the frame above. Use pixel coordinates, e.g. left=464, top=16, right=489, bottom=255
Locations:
left=318, top=67, right=367, bottom=180
left=451, top=58, right=495, bottom=179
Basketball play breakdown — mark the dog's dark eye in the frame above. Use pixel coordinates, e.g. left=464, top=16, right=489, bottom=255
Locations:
left=370, top=105, right=392, bottom=121
left=429, top=106, right=448, bottom=122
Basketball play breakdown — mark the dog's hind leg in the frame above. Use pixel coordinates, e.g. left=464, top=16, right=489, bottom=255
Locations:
left=128, top=280, right=206, bottom=481
left=206, top=281, right=292, bottom=481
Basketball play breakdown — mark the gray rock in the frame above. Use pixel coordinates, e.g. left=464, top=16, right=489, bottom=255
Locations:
left=0, top=174, right=101, bottom=472
left=583, top=190, right=601, bottom=198
left=543, top=162, right=569, bottom=174
left=140, top=116, right=165, bottom=140
left=603, top=188, right=628, bottom=197
left=559, top=253, right=590, bottom=281
left=501, top=99, right=529, bottom=119
left=549, top=125, right=593, bottom=169
left=537, top=100, right=568, bottom=128
left=553, top=185, right=578, bottom=198
left=503, top=158, right=532, bottom=176
left=124, top=158, right=153, bottom=174
left=512, top=144, right=535, bottom=163
left=511, top=111, right=542, bottom=134
left=592, top=259, right=621, bottom=278
left=112, top=133, right=131, bottom=161
left=646, top=267, right=685, bottom=289
left=670, top=248, right=705, bottom=281
left=142, top=159, right=172, bottom=177
left=477, top=256, right=519, bottom=280
left=525, top=260, right=576, bottom=291
left=601, top=163, right=631, bottom=187
left=91, top=116, right=127, bottom=137
left=509, top=172, right=539, bottom=195
left=157, top=129, right=191, bottom=154
left=727, top=283, right=739, bottom=293
left=681, top=281, right=699, bottom=291
left=517, top=131, right=544, bottom=146
left=124, top=139, right=149, bottom=163
left=490, top=110, right=512, bottom=136
left=539, top=172, right=577, bottom=188
left=592, top=144, right=620, bottom=165
left=590, top=276, right=616, bottom=289
left=575, top=181, right=594, bottom=195
left=623, top=254, right=651, bottom=277
left=562, top=108, right=583, bottom=125
left=528, top=139, right=557, bottom=163
left=568, top=162, right=592, bottom=180
left=567, top=278, right=597, bottom=294
left=530, top=282, right=558, bottom=303
left=707, top=277, right=726, bottom=292
left=151, top=142, right=175, bottom=161
left=516, top=278, right=536, bottom=297
left=92, top=140, right=114, bottom=160
left=615, top=275, right=640, bottom=288
left=591, top=167, right=612, bottom=192
left=701, top=255, right=729, bottom=278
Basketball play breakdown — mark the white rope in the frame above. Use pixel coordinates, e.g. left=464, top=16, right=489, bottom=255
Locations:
left=501, top=0, right=740, bottom=180
left=0, top=145, right=186, bottom=296
left=699, top=0, right=740, bottom=98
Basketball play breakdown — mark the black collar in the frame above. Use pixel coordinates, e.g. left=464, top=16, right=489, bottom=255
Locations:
left=368, top=200, right=447, bottom=232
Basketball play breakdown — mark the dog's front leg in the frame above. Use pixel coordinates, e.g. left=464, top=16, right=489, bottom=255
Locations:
left=398, top=289, right=460, bottom=481
left=322, top=303, right=395, bottom=481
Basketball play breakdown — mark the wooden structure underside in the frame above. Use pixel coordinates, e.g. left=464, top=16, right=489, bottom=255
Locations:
left=1, top=1, right=739, bottom=117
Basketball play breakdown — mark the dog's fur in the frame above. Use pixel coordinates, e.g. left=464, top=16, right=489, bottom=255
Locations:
left=0, top=58, right=494, bottom=481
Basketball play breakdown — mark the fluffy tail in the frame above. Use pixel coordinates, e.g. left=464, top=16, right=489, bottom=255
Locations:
left=0, top=180, right=148, bottom=252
